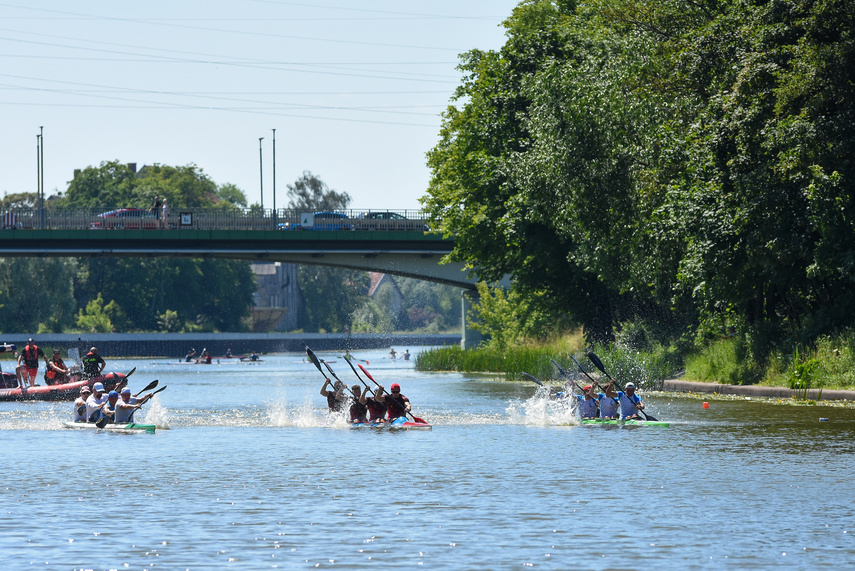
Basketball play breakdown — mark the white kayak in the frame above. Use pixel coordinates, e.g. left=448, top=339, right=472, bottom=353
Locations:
left=62, top=421, right=156, bottom=434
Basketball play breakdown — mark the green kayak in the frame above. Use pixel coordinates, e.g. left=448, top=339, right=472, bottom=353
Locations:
left=62, top=421, right=157, bottom=434
left=580, top=418, right=670, bottom=428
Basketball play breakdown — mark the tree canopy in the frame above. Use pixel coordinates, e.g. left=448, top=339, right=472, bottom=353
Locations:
left=425, top=0, right=855, bottom=357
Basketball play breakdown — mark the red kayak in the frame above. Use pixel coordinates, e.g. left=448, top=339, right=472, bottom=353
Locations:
left=0, top=371, right=129, bottom=402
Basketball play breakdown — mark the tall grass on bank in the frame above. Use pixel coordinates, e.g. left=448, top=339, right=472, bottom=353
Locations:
left=415, top=336, right=584, bottom=381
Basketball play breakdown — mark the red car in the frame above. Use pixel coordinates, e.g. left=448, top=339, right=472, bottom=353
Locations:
left=90, top=208, right=160, bottom=229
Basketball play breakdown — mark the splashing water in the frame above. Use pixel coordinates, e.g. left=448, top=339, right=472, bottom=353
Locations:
left=506, top=387, right=578, bottom=426
left=140, top=395, right=171, bottom=430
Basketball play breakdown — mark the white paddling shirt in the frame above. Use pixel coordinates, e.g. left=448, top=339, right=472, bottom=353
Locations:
left=575, top=395, right=599, bottom=419
left=85, top=393, right=109, bottom=422
left=115, top=396, right=140, bottom=424
left=618, top=391, right=642, bottom=418
left=598, top=394, right=619, bottom=418
left=72, top=396, right=88, bottom=422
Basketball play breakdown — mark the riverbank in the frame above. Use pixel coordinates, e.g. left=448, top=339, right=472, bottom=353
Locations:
left=663, top=379, right=855, bottom=402
left=0, top=333, right=460, bottom=358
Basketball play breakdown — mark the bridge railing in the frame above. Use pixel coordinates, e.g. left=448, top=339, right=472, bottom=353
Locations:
left=1, top=208, right=431, bottom=232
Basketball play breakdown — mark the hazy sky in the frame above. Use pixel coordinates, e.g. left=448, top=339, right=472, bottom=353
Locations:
left=1, top=1, right=520, bottom=211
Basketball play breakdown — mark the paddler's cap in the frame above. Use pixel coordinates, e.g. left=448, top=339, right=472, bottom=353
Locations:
left=90, top=347, right=98, bottom=353
left=80, top=386, right=91, bottom=394
left=53, top=349, right=60, bottom=354
left=120, top=387, right=131, bottom=395
left=391, top=383, right=400, bottom=391
left=28, top=337, right=34, bottom=343
left=583, top=385, right=592, bottom=392
left=108, top=390, right=119, bottom=399
left=93, top=382, right=105, bottom=392
left=625, top=382, right=636, bottom=389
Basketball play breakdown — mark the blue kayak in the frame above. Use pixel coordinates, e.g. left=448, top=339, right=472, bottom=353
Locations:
left=351, top=417, right=432, bottom=430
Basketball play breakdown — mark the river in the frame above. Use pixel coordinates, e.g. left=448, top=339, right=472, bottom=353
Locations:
left=1, top=346, right=853, bottom=569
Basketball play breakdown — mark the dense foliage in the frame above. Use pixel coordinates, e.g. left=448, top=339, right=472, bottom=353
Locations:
left=425, top=0, right=855, bottom=372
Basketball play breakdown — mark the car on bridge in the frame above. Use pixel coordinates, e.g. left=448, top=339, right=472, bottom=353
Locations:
left=90, top=208, right=160, bottom=230
left=278, top=211, right=351, bottom=231
left=353, top=211, right=429, bottom=231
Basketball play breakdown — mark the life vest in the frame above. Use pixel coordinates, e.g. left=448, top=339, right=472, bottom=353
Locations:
left=22, top=344, right=40, bottom=368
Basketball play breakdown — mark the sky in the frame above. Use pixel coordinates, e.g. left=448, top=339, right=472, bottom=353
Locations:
left=0, top=1, right=521, bottom=211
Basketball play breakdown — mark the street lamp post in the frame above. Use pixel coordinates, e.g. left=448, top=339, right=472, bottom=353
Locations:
left=258, top=137, right=264, bottom=213
left=272, top=128, right=277, bottom=227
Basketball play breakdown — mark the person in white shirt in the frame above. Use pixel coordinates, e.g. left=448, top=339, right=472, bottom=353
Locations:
left=72, top=386, right=91, bottom=422
left=114, top=387, right=150, bottom=423
left=85, top=382, right=108, bottom=423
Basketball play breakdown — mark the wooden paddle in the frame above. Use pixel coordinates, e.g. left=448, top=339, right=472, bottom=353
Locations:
left=357, top=363, right=428, bottom=425
left=586, top=351, right=657, bottom=421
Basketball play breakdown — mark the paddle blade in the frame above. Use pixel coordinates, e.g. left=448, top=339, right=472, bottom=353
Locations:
left=136, top=379, right=158, bottom=395
left=586, top=352, right=612, bottom=380
left=522, top=372, right=544, bottom=386
left=410, top=415, right=427, bottom=424
left=95, top=415, right=108, bottom=428
left=550, top=358, right=569, bottom=377
left=126, top=367, right=136, bottom=378
left=357, top=363, right=376, bottom=383
left=306, top=347, right=325, bottom=375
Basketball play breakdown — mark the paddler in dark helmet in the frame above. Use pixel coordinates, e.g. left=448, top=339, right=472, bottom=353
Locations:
left=382, top=383, right=411, bottom=421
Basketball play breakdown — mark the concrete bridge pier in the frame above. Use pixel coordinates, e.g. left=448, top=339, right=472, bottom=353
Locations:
left=461, top=289, right=482, bottom=350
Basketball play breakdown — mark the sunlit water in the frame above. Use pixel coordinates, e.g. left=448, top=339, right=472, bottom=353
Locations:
left=1, top=347, right=854, bottom=569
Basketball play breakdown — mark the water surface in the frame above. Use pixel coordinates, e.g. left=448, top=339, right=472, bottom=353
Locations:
left=1, top=347, right=853, bottom=569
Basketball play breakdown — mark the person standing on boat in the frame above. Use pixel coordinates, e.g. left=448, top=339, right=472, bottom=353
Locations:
left=73, top=386, right=91, bottom=422
left=85, top=382, right=109, bottom=422
left=82, top=347, right=106, bottom=379
left=618, top=382, right=645, bottom=420
left=16, top=338, right=49, bottom=388
left=349, top=385, right=369, bottom=424
left=45, top=349, right=71, bottom=385
left=382, top=383, right=411, bottom=420
left=575, top=384, right=600, bottom=419
left=320, top=378, right=348, bottom=413
left=596, top=380, right=620, bottom=419
left=115, top=387, right=148, bottom=424
left=360, top=385, right=387, bottom=423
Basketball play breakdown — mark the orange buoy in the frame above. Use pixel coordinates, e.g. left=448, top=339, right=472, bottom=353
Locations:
left=702, top=401, right=709, bottom=409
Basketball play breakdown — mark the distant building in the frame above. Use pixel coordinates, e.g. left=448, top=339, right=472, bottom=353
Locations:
left=251, top=262, right=302, bottom=331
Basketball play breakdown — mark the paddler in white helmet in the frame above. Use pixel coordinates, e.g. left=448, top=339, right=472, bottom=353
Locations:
left=618, top=382, right=645, bottom=420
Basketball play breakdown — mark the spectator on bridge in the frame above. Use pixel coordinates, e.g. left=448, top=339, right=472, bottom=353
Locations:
left=150, top=195, right=162, bottom=214
left=161, top=198, right=169, bottom=229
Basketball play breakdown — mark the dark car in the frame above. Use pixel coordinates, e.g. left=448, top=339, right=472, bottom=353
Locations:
left=355, top=211, right=429, bottom=231
left=90, top=208, right=159, bottom=230
left=278, top=211, right=350, bottom=231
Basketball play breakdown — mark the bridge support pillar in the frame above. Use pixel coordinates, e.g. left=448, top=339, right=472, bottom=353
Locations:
left=460, top=289, right=482, bottom=350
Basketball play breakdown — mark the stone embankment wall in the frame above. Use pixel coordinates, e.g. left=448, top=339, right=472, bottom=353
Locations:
left=663, top=379, right=855, bottom=402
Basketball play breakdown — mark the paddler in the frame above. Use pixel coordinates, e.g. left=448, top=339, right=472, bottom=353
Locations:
left=45, top=349, right=71, bottom=385
left=114, top=387, right=149, bottom=423
left=73, top=386, right=91, bottom=422
left=348, top=385, right=368, bottom=424
left=618, top=382, right=645, bottom=420
left=85, top=382, right=109, bottom=422
left=320, top=378, right=348, bottom=413
left=82, top=347, right=106, bottom=379
left=382, top=383, right=411, bottom=421
left=596, top=380, right=620, bottom=419
left=575, top=384, right=599, bottom=419
left=184, top=347, right=196, bottom=362
left=360, top=385, right=387, bottom=423
left=98, top=391, right=120, bottom=425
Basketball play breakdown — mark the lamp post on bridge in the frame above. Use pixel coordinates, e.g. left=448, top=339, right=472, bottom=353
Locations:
left=272, top=128, right=277, bottom=228
left=258, top=137, right=264, bottom=212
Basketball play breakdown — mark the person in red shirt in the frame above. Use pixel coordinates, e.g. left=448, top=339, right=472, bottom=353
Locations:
left=382, top=383, right=411, bottom=421
left=360, top=385, right=387, bottom=423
